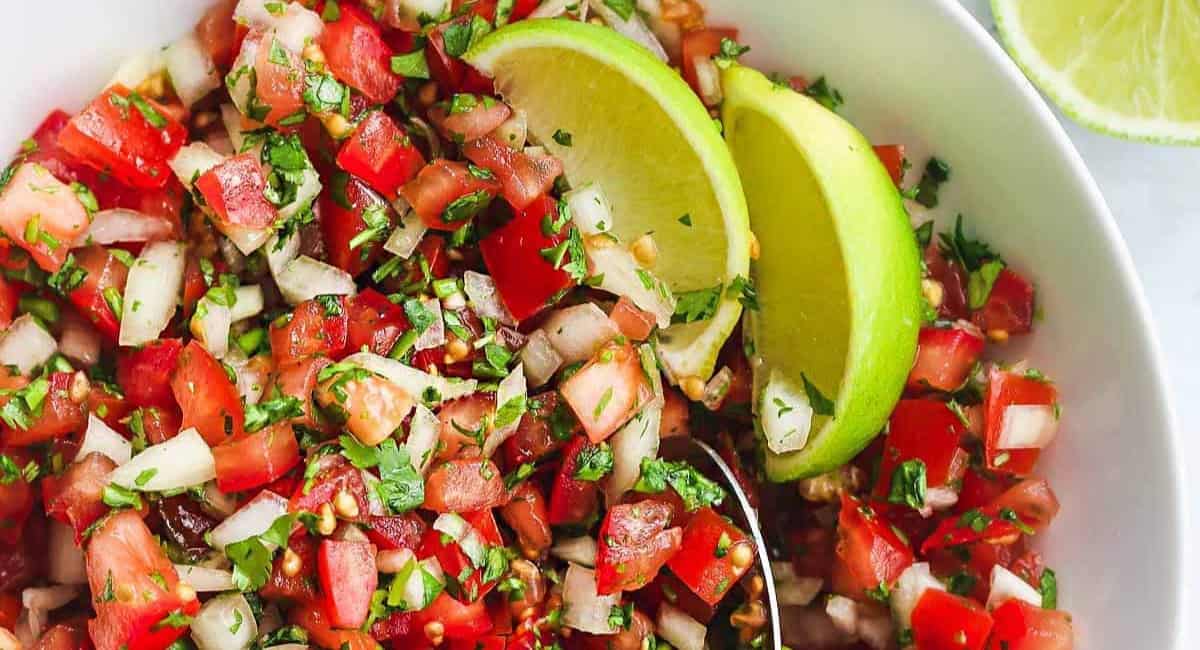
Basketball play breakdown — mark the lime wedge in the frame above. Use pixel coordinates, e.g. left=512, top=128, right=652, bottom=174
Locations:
left=466, top=20, right=751, bottom=382
left=993, top=0, right=1200, bottom=144
left=721, top=65, right=921, bottom=481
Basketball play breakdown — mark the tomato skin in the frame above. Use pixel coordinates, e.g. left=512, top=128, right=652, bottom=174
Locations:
left=335, top=111, right=426, bottom=200
left=872, top=144, right=906, bottom=186
left=171, top=340, right=245, bottom=447
left=547, top=435, right=601, bottom=526
left=560, top=341, right=655, bottom=443
left=366, top=513, right=427, bottom=551
left=920, top=505, right=1029, bottom=554
left=680, top=28, right=738, bottom=94
left=291, top=458, right=372, bottom=523
left=318, top=539, right=378, bottom=629
left=269, top=297, right=351, bottom=364
left=66, top=246, right=130, bottom=341
left=86, top=511, right=201, bottom=650
left=984, top=367, right=1058, bottom=475
left=401, top=159, right=501, bottom=231
left=430, top=101, right=512, bottom=145
left=0, top=163, right=90, bottom=272
left=42, top=453, right=117, bottom=543
left=926, top=243, right=969, bottom=321
left=424, top=459, right=507, bottom=513
left=873, top=399, right=967, bottom=498
left=436, top=392, right=495, bottom=463
left=972, top=268, right=1035, bottom=336
left=0, top=448, right=34, bottom=545
left=346, top=288, right=410, bottom=355
left=137, top=406, right=183, bottom=445
left=420, top=592, right=494, bottom=640
left=319, top=4, right=402, bottom=104
left=316, top=372, right=414, bottom=447
left=262, top=534, right=319, bottom=603
left=608, top=296, right=656, bottom=342
left=988, top=599, right=1074, bottom=650
left=910, top=589, right=994, bottom=650
left=212, top=421, right=301, bottom=492
left=0, top=277, right=15, bottom=329
left=418, top=509, right=503, bottom=602
left=833, top=494, right=914, bottom=600
left=117, top=338, right=183, bottom=409
left=502, top=391, right=573, bottom=467
left=195, top=0, right=239, bottom=67
left=321, top=172, right=397, bottom=276
left=500, top=482, right=553, bottom=554
left=248, top=31, right=306, bottom=127
left=33, top=620, right=91, bottom=650
left=274, top=356, right=334, bottom=430
left=290, top=600, right=379, bottom=650
left=479, top=194, right=576, bottom=321
left=462, top=136, right=563, bottom=211
left=908, top=324, right=985, bottom=392
left=4, top=372, right=86, bottom=447
left=57, top=85, right=187, bottom=190
left=194, top=152, right=278, bottom=229
left=595, top=500, right=683, bottom=594
left=665, top=506, right=750, bottom=605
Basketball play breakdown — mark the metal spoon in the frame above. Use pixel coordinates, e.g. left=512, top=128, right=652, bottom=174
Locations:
left=658, top=436, right=781, bottom=650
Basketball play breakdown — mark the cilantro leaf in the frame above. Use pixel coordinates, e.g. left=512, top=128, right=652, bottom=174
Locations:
left=800, top=373, right=835, bottom=416
left=602, top=0, right=636, bottom=20
left=914, top=157, right=951, bottom=209
left=375, top=440, right=424, bottom=514
left=886, top=459, right=927, bottom=510
left=244, top=395, right=304, bottom=433
left=572, top=442, right=613, bottom=482
left=803, top=76, right=843, bottom=112
left=633, top=458, right=725, bottom=511
left=672, top=285, right=722, bottom=324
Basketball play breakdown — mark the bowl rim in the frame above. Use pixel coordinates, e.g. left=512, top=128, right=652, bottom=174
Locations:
left=930, top=0, right=1186, bottom=645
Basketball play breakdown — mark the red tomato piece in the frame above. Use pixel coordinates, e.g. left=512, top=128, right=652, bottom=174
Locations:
left=41, top=453, right=117, bottom=542
left=290, top=458, right=371, bottom=522
left=0, top=449, right=34, bottom=545
left=335, top=111, right=425, bottom=199
left=170, top=340, right=245, bottom=446
left=86, top=511, right=201, bottom=650
left=116, top=338, right=182, bottom=409
left=31, top=620, right=90, bottom=650
left=833, top=494, right=914, bottom=600
left=194, top=152, right=278, bottom=229
left=659, top=388, right=690, bottom=438
left=665, top=506, right=750, bottom=605
left=0, top=591, right=17, bottom=629
left=984, top=367, right=1058, bottom=475
left=436, top=392, right=495, bottom=463
left=908, top=324, right=986, bottom=392
left=420, top=592, right=494, bottom=641
left=320, top=172, right=397, bottom=276
left=973, top=268, right=1035, bottom=336
left=547, top=435, right=602, bottom=526
left=57, top=85, right=187, bottom=190
left=212, top=421, right=301, bottom=492
left=425, top=22, right=468, bottom=92
left=910, top=588, right=994, bottom=650
left=318, top=539, right=378, bottom=629
left=429, top=98, right=512, bottom=144
left=366, top=513, right=428, bottom=551
left=920, top=506, right=1029, bottom=554
left=318, top=4, right=402, bottom=104
left=462, top=136, right=562, bottom=211
left=595, top=500, right=683, bottom=594
left=449, top=636, right=504, bottom=650
left=64, top=245, right=129, bottom=341
left=0, top=277, right=15, bottom=330
left=424, top=459, right=506, bottom=513
left=0, top=163, right=90, bottom=272
left=315, top=371, right=414, bottom=447
left=873, top=399, right=968, bottom=499
left=956, top=467, right=1012, bottom=514
left=988, top=599, right=1073, bottom=650
left=479, top=194, right=577, bottom=321
left=608, top=296, right=657, bottom=341
left=560, top=341, right=655, bottom=443
left=248, top=31, right=306, bottom=127
left=269, top=297, right=350, bottom=364
left=499, top=482, right=552, bottom=554
left=273, top=356, right=333, bottom=430
left=680, top=28, right=738, bottom=95
left=990, top=478, right=1060, bottom=532
left=418, top=509, right=504, bottom=602
left=195, top=0, right=239, bottom=67
left=400, top=159, right=501, bottom=231
left=136, top=406, right=183, bottom=445
left=926, top=243, right=969, bottom=321
left=290, top=601, right=379, bottom=650
left=262, top=534, right=319, bottom=603
left=346, top=288, right=410, bottom=355
left=872, top=144, right=906, bottom=186
left=502, top=390, right=573, bottom=467
left=3, top=372, right=86, bottom=447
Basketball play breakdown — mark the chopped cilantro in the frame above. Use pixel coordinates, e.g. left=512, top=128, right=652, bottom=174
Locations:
left=886, top=459, right=927, bottom=511
left=800, top=373, right=835, bottom=416
left=672, top=285, right=722, bottom=324
left=573, top=442, right=613, bottom=481
left=803, top=76, right=843, bottom=112
left=633, top=458, right=725, bottom=511
left=915, top=157, right=951, bottom=209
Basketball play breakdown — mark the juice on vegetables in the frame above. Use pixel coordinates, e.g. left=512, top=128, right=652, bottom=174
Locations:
left=0, top=1, right=1071, bottom=650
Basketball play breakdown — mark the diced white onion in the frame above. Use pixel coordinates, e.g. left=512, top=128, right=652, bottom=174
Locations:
left=209, top=490, right=289, bottom=551
left=108, top=50, right=165, bottom=90
left=857, top=611, right=895, bottom=650
left=385, top=0, right=450, bottom=30
left=359, top=470, right=388, bottom=517
left=164, top=32, right=220, bottom=107
left=58, top=313, right=101, bottom=367
left=119, top=240, right=186, bottom=347
left=406, top=404, right=439, bottom=475
left=701, top=365, right=733, bottom=411
left=86, top=208, right=175, bottom=244
left=413, top=297, right=446, bottom=351
left=78, top=414, right=133, bottom=465
left=606, top=406, right=660, bottom=503
left=395, top=556, right=445, bottom=611
left=584, top=243, right=675, bottom=328
left=276, top=166, right=322, bottom=222
left=565, top=183, right=613, bottom=235
left=47, top=521, right=87, bottom=585
left=234, top=0, right=323, bottom=53
left=491, top=109, right=528, bottom=149
left=771, top=561, right=822, bottom=606
left=562, top=563, right=619, bottom=635
left=206, top=130, right=235, bottom=156
left=276, top=255, right=356, bottom=305
left=266, top=231, right=301, bottom=278
left=520, top=329, right=563, bottom=388
left=693, top=55, right=723, bottom=106
left=638, top=0, right=681, bottom=61
left=226, top=224, right=276, bottom=256
left=463, top=271, right=516, bottom=327
left=986, top=565, right=1043, bottom=610
left=342, top=352, right=478, bottom=406
left=230, top=285, right=265, bottom=322
left=759, top=371, right=814, bottom=454
left=484, top=365, right=526, bottom=456
left=657, top=602, right=706, bottom=650
left=433, top=512, right=470, bottom=541
left=21, top=586, right=78, bottom=613
left=550, top=537, right=597, bottom=568
left=826, top=595, right=858, bottom=637
left=540, top=304, right=619, bottom=364
left=997, top=404, right=1059, bottom=450
left=222, top=104, right=253, bottom=153
left=0, top=315, right=56, bottom=375
left=529, top=0, right=576, bottom=18
left=191, top=592, right=258, bottom=650
left=169, top=142, right=226, bottom=190
left=174, top=565, right=235, bottom=593
left=227, top=35, right=259, bottom=119
left=891, top=563, right=944, bottom=630
left=219, top=235, right=248, bottom=273
left=203, top=481, right=240, bottom=518
left=191, top=297, right=233, bottom=359
left=923, top=486, right=959, bottom=515
left=108, top=428, right=216, bottom=492
left=383, top=210, right=428, bottom=260
left=587, top=0, right=669, bottom=61
left=224, top=348, right=267, bottom=405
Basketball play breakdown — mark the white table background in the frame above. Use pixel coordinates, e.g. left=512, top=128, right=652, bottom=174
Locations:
left=958, top=1, right=1199, bottom=645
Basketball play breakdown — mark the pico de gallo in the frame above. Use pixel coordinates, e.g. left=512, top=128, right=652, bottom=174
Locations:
left=0, top=1, right=1072, bottom=650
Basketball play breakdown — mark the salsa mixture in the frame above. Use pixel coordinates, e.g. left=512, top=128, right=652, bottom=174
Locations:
left=0, top=1, right=1073, bottom=650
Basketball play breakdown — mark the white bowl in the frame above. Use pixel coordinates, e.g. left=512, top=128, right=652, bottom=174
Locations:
left=0, top=1, right=1184, bottom=648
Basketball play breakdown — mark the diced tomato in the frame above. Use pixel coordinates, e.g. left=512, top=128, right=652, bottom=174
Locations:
left=24, top=110, right=94, bottom=185
left=212, top=421, right=301, bottom=492
left=171, top=340, right=245, bottom=446
left=0, top=591, right=17, bottom=629
left=116, top=338, right=182, bottom=409
left=0, top=277, right=15, bottom=329
left=424, top=459, right=507, bottom=512
left=3, top=372, right=86, bottom=447
left=926, top=243, right=969, bottom=321
left=195, top=0, right=239, bottom=67
left=318, top=539, right=378, bottom=629
left=318, top=4, right=402, bottom=104
left=269, top=297, right=350, bottom=364
left=503, top=390, right=573, bottom=467
left=247, top=31, right=306, bottom=127
left=956, top=467, right=1012, bottom=514
left=290, top=458, right=371, bottom=522
left=988, top=599, right=1073, bottom=650
left=194, top=152, right=277, bottom=230
left=910, top=588, right=993, bottom=650
left=0, top=449, right=34, bottom=545
left=659, top=388, right=690, bottom=438
left=436, top=392, right=495, bottom=463
left=547, top=435, right=601, bottom=526
left=833, top=494, right=913, bottom=600
left=634, top=570, right=716, bottom=625
left=274, top=356, right=333, bottom=430
left=990, top=478, right=1060, bottom=532
left=135, top=406, right=183, bottom=445
left=315, top=371, right=414, bottom=446
left=560, top=341, right=655, bottom=443
left=908, top=324, right=985, bottom=392
left=262, top=534, right=319, bottom=602
left=463, top=136, right=563, bottom=211
left=920, top=506, right=1030, bottom=554
left=86, top=511, right=201, bottom=650
left=973, top=268, right=1035, bottom=337
left=608, top=296, right=657, bottom=341
left=418, top=509, right=503, bottom=602
left=0, top=163, right=90, bottom=272
left=425, top=22, right=472, bottom=93
left=430, top=98, right=512, bottom=144
left=335, top=111, right=425, bottom=199
left=62, top=246, right=128, bottom=341
left=500, top=482, right=552, bottom=554
left=984, top=367, right=1058, bottom=475
left=366, top=513, right=428, bottom=551
left=420, top=592, right=494, bottom=641
left=41, top=452, right=117, bottom=542
left=321, top=172, right=397, bottom=276
left=873, top=399, right=967, bottom=500
left=290, top=600, right=379, bottom=650
left=665, top=506, right=749, bottom=605
left=0, top=514, right=45, bottom=591
left=57, top=85, right=187, bottom=190
left=449, top=636, right=505, bottom=650
left=479, top=194, right=577, bottom=321
left=401, top=159, right=501, bottom=231
left=872, top=144, right=906, bottom=186
left=680, top=28, right=738, bottom=95
left=346, top=288, right=410, bottom=355
left=32, top=620, right=90, bottom=650
left=595, top=500, right=682, bottom=594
